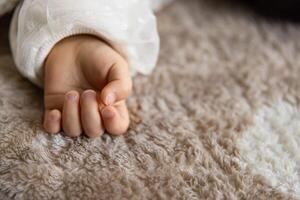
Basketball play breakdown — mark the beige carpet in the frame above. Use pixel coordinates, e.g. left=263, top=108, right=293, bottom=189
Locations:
left=1, top=0, right=300, bottom=199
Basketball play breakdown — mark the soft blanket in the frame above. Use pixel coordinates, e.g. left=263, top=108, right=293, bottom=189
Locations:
left=1, top=0, right=300, bottom=199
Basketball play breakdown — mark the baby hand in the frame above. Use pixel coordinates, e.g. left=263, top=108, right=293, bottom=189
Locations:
left=43, top=35, right=132, bottom=138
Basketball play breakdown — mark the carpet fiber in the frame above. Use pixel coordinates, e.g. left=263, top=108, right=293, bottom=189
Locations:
left=1, top=0, right=300, bottom=199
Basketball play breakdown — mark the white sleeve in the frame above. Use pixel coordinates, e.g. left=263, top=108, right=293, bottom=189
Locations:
left=9, top=0, right=159, bottom=87
left=150, top=0, right=174, bottom=11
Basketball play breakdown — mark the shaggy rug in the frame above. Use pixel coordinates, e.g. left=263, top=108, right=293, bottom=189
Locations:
left=1, top=0, right=300, bottom=199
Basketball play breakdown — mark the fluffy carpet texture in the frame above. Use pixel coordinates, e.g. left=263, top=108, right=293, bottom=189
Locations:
left=0, top=0, right=18, bottom=17
left=1, top=0, right=300, bottom=199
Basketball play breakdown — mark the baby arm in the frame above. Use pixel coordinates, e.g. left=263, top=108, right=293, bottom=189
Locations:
left=9, top=0, right=159, bottom=137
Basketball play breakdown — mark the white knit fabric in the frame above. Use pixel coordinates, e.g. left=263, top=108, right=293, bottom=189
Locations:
left=7, top=0, right=172, bottom=86
left=151, top=0, right=174, bottom=11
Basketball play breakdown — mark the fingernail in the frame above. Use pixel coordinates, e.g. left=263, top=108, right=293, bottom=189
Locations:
left=83, top=90, right=96, bottom=100
left=66, top=93, right=78, bottom=101
left=102, top=108, right=115, bottom=119
left=106, top=93, right=116, bottom=105
left=49, top=111, right=58, bottom=121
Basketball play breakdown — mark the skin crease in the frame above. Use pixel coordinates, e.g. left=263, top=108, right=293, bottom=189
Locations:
left=43, top=35, right=133, bottom=138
